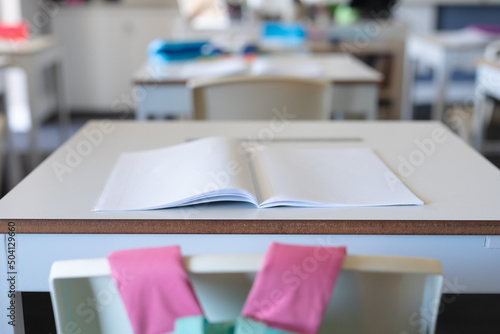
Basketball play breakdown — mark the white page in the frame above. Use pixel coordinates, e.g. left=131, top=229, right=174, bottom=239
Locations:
left=94, top=137, right=257, bottom=211
left=180, top=57, right=248, bottom=78
left=255, top=147, right=423, bottom=207
left=251, top=57, right=324, bottom=78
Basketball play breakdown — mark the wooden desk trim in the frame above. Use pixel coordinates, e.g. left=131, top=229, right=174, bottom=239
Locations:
left=4, top=219, right=499, bottom=235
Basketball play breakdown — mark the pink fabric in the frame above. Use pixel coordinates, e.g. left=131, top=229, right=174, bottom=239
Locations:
left=108, top=246, right=203, bottom=334
left=241, top=242, right=346, bottom=334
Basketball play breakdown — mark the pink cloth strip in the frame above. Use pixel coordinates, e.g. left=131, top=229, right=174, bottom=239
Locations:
left=241, top=242, right=346, bottom=334
left=108, top=246, right=203, bottom=334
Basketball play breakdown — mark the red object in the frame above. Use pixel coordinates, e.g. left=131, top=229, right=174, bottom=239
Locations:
left=0, top=22, right=29, bottom=40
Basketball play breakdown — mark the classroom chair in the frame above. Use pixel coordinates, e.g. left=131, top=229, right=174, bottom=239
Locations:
left=402, top=32, right=490, bottom=121
left=472, top=39, right=500, bottom=152
left=187, top=76, right=332, bottom=120
left=0, top=113, right=4, bottom=191
left=49, top=253, right=443, bottom=334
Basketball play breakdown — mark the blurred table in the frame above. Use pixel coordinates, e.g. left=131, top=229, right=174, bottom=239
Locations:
left=308, top=37, right=405, bottom=120
left=0, top=55, right=11, bottom=192
left=0, top=36, right=69, bottom=178
left=132, top=54, right=382, bottom=121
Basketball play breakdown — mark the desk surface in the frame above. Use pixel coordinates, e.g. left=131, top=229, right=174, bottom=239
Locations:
left=0, top=36, right=57, bottom=55
left=133, top=54, right=382, bottom=86
left=1, top=121, right=500, bottom=235
left=413, top=32, right=495, bottom=50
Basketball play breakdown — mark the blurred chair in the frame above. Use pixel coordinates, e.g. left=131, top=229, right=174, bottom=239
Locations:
left=188, top=75, right=332, bottom=120
left=0, top=113, right=4, bottom=192
left=0, top=56, right=10, bottom=193
left=0, top=37, right=70, bottom=169
left=402, top=32, right=492, bottom=120
left=49, top=253, right=443, bottom=334
left=472, top=39, right=500, bottom=152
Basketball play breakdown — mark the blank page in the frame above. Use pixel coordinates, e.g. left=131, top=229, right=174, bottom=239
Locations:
left=256, top=147, right=423, bottom=207
left=94, top=137, right=256, bottom=211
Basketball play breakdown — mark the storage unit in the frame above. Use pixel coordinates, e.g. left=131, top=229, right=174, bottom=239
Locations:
left=51, top=4, right=179, bottom=112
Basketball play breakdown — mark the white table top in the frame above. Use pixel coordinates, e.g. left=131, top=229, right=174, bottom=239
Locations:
left=411, top=30, right=498, bottom=50
left=133, top=54, right=383, bottom=85
left=0, top=35, right=58, bottom=55
left=1, top=121, right=499, bottom=235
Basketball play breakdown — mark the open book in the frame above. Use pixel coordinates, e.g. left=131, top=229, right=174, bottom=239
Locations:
left=94, top=137, right=423, bottom=211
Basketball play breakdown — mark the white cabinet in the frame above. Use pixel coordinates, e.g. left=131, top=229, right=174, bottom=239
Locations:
left=52, top=5, right=179, bottom=112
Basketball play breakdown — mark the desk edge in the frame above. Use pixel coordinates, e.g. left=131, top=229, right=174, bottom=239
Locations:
left=2, top=219, right=499, bottom=235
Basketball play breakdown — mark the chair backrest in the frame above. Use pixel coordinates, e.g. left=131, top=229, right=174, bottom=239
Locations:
left=0, top=113, right=4, bottom=191
left=484, top=39, right=500, bottom=61
left=187, top=75, right=332, bottom=120
left=49, top=253, right=443, bottom=334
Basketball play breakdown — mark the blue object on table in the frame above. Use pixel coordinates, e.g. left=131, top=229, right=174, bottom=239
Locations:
left=147, top=39, right=213, bottom=64
left=242, top=43, right=258, bottom=54
left=260, top=21, right=306, bottom=47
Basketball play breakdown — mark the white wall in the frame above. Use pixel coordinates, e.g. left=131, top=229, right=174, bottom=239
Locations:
left=21, top=0, right=53, bottom=35
left=393, top=4, right=438, bottom=34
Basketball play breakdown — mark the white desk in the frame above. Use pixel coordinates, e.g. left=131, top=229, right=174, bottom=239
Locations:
left=0, top=36, right=69, bottom=190
left=133, top=54, right=382, bottom=120
left=402, top=32, right=491, bottom=121
left=473, top=59, right=500, bottom=153
left=1, top=121, right=500, bottom=333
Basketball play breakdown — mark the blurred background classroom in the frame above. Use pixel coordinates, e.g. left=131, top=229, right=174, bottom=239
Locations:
left=1, top=0, right=500, bottom=198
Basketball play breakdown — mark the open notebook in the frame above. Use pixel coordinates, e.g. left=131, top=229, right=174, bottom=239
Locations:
left=94, top=137, right=423, bottom=211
